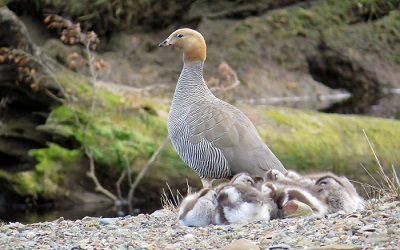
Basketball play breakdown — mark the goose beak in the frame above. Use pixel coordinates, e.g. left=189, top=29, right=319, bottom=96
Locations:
left=159, top=39, right=170, bottom=47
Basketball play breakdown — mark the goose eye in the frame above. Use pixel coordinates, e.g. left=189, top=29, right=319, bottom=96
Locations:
left=177, top=33, right=183, bottom=38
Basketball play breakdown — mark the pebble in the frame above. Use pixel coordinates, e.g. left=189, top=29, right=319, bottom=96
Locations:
left=221, top=238, right=260, bottom=250
left=99, top=218, right=116, bottom=225
left=0, top=198, right=398, bottom=249
left=26, top=231, right=36, bottom=239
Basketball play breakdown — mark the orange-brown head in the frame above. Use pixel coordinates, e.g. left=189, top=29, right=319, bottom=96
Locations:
left=159, top=28, right=206, bottom=64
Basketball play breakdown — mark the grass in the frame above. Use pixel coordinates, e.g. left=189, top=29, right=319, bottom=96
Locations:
left=161, top=182, right=189, bottom=214
left=241, top=106, right=400, bottom=183
left=361, top=130, right=399, bottom=201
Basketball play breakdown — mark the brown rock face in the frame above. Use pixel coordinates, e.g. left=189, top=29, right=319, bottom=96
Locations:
left=0, top=8, right=60, bottom=195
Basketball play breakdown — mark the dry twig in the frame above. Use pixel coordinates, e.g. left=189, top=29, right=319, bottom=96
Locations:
left=363, top=129, right=399, bottom=200
left=128, top=135, right=170, bottom=211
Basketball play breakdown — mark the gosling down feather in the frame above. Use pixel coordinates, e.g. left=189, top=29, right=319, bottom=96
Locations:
left=159, top=28, right=286, bottom=187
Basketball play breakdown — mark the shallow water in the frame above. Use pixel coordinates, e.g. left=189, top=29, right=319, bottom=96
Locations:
left=238, top=90, right=400, bottom=120
left=0, top=203, right=157, bottom=224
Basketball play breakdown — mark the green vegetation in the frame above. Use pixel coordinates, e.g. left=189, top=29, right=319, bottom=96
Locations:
left=254, top=106, right=400, bottom=183
left=228, top=0, right=400, bottom=42
left=2, top=70, right=195, bottom=200
left=28, top=143, right=81, bottom=198
left=3, top=68, right=399, bottom=200
left=21, top=68, right=400, bottom=199
left=221, top=0, right=400, bottom=80
left=264, top=0, right=400, bottom=37
left=0, top=143, right=80, bottom=200
left=30, top=0, right=153, bottom=34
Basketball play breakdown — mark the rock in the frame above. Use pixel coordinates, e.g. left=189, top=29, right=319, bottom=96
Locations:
left=150, top=209, right=169, bottom=217
left=358, top=225, right=376, bottom=233
left=76, top=239, right=89, bottom=248
left=296, top=238, right=314, bottom=247
left=282, top=200, right=313, bottom=218
left=221, top=238, right=260, bottom=250
left=26, top=231, right=36, bottom=239
left=99, top=218, right=116, bottom=225
left=307, top=45, right=381, bottom=95
left=0, top=7, right=61, bottom=202
left=268, top=243, right=291, bottom=249
left=365, top=233, right=390, bottom=243
left=307, top=244, right=363, bottom=250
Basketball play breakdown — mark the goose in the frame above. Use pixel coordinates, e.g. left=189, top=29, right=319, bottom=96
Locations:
left=230, top=172, right=264, bottom=190
left=214, top=183, right=275, bottom=224
left=178, top=187, right=217, bottom=226
left=159, top=28, right=286, bottom=187
left=315, top=175, right=365, bottom=213
left=261, top=181, right=329, bottom=216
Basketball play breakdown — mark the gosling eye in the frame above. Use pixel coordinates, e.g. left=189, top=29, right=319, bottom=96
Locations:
left=318, top=181, right=328, bottom=186
left=177, top=33, right=183, bottom=38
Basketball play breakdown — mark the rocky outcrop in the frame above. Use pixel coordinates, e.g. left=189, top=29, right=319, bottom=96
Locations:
left=307, top=44, right=381, bottom=95
left=0, top=7, right=61, bottom=201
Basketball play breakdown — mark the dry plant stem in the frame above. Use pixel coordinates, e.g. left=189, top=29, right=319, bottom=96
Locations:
left=116, top=170, right=126, bottom=201
left=128, top=135, right=170, bottom=209
left=123, top=151, right=133, bottom=186
left=363, top=130, right=387, bottom=178
left=83, top=42, right=118, bottom=201
left=363, top=129, right=398, bottom=198
left=19, top=17, right=118, bottom=202
left=360, top=163, right=384, bottom=190
left=86, top=150, right=118, bottom=201
left=209, top=64, right=240, bottom=93
left=393, top=165, right=400, bottom=186
left=161, top=182, right=184, bottom=213
left=16, top=50, right=70, bottom=103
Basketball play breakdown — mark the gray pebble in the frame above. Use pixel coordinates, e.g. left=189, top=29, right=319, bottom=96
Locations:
left=100, top=218, right=116, bottom=225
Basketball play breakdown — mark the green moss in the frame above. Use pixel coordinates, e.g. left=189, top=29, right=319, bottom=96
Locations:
left=0, top=170, right=38, bottom=198
left=255, top=107, right=400, bottom=182
left=28, top=143, right=81, bottom=198
left=0, top=144, right=80, bottom=199
left=264, top=0, right=400, bottom=38
left=223, top=0, right=400, bottom=73
left=0, top=1, right=8, bottom=8
left=24, top=69, right=192, bottom=201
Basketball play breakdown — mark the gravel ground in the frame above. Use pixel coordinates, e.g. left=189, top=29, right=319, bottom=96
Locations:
left=0, top=199, right=398, bottom=250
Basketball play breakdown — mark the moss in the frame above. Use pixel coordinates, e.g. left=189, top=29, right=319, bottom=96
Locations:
left=263, top=0, right=400, bottom=38
left=28, top=143, right=81, bottom=198
left=0, top=143, right=80, bottom=199
left=253, top=106, right=400, bottom=182
left=25, top=69, right=194, bottom=201
left=41, top=71, right=167, bottom=169
left=0, top=170, right=38, bottom=198
left=324, top=10, right=400, bottom=64
left=0, top=1, right=8, bottom=8
left=221, top=0, right=400, bottom=76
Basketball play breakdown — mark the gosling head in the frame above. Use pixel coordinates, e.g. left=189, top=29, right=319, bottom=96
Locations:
left=159, top=28, right=207, bottom=64
left=231, top=173, right=255, bottom=187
